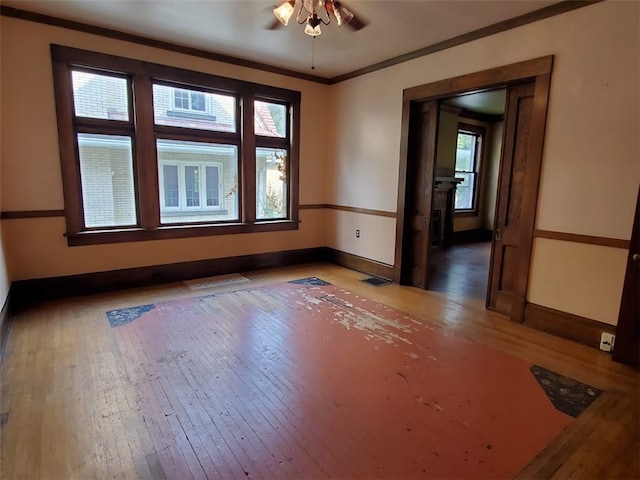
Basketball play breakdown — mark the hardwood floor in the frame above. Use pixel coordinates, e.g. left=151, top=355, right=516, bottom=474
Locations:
left=428, top=242, right=491, bottom=302
left=0, top=263, right=638, bottom=479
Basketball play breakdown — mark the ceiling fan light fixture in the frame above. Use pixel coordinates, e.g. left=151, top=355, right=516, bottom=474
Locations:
left=273, top=1, right=296, bottom=26
left=304, top=21, right=322, bottom=36
left=334, top=3, right=354, bottom=26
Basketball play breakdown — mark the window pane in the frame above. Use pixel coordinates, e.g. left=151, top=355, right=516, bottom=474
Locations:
left=185, top=166, right=200, bottom=207
left=455, top=172, right=475, bottom=210
left=255, top=101, right=286, bottom=138
left=256, top=147, right=288, bottom=220
left=205, top=166, right=220, bottom=207
left=190, top=92, right=206, bottom=112
left=163, top=165, right=179, bottom=207
left=174, top=89, right=189, bottom=109
left=157, top=139, right=238, bottom=224
left=153, top=85, right=236, bottom=132
left=455, top=133, right=476, bottom=172
left=72, top=71, right=129, bottom=121
left=77, top=133, right=137, bottom=228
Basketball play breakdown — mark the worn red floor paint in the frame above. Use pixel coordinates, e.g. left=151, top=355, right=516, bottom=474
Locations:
left=110, top=281, right=573, bottom=479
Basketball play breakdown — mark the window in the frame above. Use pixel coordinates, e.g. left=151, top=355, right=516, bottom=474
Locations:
left=256, top=147, right=287, bottom=219
left=77, top=134, right=137, bottom=228
left=157, top=140, right=237, bottom=223
left=160, top=163, right=221, bottom=209
left=51, top=45, right=300, bottom=246
left=173, top=89, right=206, bottom=112
left=454, top=124, right=484, bottom=212
left=153, top=84, right=236, bottom=132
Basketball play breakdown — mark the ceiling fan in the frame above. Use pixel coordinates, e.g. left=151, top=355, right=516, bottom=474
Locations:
left=268, top=0, right=367, bottom=36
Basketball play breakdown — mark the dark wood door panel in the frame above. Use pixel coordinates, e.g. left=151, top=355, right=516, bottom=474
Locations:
left=411, top=215, right=428, bottom=231
left=505, top=95, right=533, bottom=226
left=613, top=186, right=640, bottom=369
left=402, top=100, right=439, bottom=289
left=499, top=245, right=518, bottom=292
left=488, top=82, right=535, bottom=316
left=495, top=291, right=513, bottom=315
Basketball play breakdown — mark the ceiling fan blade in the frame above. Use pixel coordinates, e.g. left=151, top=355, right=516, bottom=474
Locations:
left=332, top=1, right=368, bottom=32
left=266, top=17, right=284, bottom=30
left=345, top=14, right=367, bottom=31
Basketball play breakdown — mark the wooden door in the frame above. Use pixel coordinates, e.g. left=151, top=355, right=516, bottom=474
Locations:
left=487, top=82, right=535, bottom=315
left=612, top=187, right=640, bottom=369
left=401, top=101, right=438, bottom=288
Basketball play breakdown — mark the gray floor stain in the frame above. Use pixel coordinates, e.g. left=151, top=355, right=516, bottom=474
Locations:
left=530, top=365, right=602, bottom=418
left=106, top=304, right=155, bottom=327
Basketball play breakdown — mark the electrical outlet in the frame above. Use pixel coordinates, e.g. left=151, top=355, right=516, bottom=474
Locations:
left=355, top=229, right=360, bottom=238
left=599, top=332, right=615, bottom=352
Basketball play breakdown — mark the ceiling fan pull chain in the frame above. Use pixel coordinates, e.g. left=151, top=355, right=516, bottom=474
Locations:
left=311, top=35, right=315, bottom=70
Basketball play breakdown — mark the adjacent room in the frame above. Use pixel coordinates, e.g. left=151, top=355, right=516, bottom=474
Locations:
left=0, top=1, right=638, bottom=479
left=427, top=89, right=505, bottom=303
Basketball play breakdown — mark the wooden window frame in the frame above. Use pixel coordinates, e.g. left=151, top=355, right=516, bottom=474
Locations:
left=51, top=45, right=301, bottom=246
left=454, top=122, right=486, bottom=217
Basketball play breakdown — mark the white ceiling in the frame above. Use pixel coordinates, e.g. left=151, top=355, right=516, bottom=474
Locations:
left=3, top=0, right=562, bottom=79
left=443, top=89, right=506, bottom=115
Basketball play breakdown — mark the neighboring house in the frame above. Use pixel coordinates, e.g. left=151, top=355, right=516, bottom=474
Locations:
left=73, top=73, right=286, bottom=227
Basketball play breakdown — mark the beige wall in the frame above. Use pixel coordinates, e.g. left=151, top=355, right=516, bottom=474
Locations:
left=528, top=238, right=628, bottom=326
left=3, top=212, right=327, bottom=280
left=435, top=108, right=459, bottom=178
left=483, top=121, right=503, bottom=230
left=329, top=1, right=639, bottom=324
left=0, top=16, right=330, bottom=280
left=1, top=2, right=638, bottom=327
left=325, top=210, right=396, bottom=266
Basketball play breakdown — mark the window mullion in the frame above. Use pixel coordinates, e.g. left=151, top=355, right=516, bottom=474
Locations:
left=132, top=74, right=160, bottom=229
left=199, top=163, right=206, bottom=210
left=52, top=60, right=84, bottom=235
left=242, top=93, right=256, bottom=223
left=288, top=99, right=300, bottom=223
left=179, top=164, right=186, bottom=209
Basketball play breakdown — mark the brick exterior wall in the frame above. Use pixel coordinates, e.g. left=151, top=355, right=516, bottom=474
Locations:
left=73, top=72, right=129, bottom=120
left=78, top=138, right=136, bottom=227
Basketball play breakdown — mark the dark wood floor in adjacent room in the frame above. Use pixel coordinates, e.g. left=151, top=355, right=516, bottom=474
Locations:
left=428, top=242, right=491, bottom=302
left=0, top=263, right=638, bottom=479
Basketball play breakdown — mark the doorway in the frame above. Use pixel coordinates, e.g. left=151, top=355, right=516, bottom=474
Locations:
left=427, top=90, right=506, bottom=303
left=394, top=57, right=553, bottom=323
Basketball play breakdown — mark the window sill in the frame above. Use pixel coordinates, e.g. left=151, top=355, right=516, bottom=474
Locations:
left=66, top=220, right=299, bottom=246
left=454, top=210, right=479, bottom=218
left=167, top=110, right=216, bottom=121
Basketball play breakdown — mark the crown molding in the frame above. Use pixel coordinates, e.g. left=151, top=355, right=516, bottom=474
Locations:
left=329, top=0, right=603, bottom=84
left=0, top=5, right=331, bottom=85
left=1, top=1, right=603, bottom=86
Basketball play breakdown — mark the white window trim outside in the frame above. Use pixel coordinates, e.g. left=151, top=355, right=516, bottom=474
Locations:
left=159, top=160, right=224, bottom=213
left=454, top=129, right=482, bottom=211
left=173, top=88, right=208, bottom=114
left=77, top=134, right=132, bottom=150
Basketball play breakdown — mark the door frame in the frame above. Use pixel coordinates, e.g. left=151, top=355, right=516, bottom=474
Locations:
left=393, top=56, right=553, bottom=323
left=612, top=186, right=640, bottom=369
